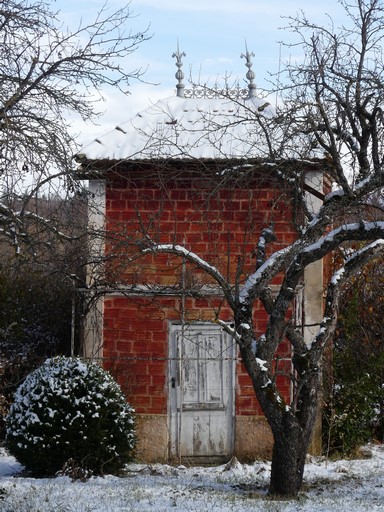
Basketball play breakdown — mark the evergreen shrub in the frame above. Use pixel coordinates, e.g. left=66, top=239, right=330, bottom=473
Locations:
left=5, top=356, right=136, bottom=477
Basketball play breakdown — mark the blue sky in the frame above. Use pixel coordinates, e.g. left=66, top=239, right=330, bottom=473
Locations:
left=53, top=0, right=347, bottom=142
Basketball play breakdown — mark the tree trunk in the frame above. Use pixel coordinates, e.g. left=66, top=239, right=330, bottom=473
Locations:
left=268, top=419, right=308, bottom=498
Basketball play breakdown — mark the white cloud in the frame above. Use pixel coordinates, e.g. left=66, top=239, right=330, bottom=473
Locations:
left=72, top=83, right=175, bottom=147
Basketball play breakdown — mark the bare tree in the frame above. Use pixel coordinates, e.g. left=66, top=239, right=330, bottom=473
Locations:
left=230, top=0, right=384, bottom=494
left=0, top=0, right=148, bottom=255
left=0, top=0, right=148, bottom=437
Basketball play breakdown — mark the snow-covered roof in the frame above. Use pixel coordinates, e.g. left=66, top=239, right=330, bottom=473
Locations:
left=77, top=94, right=276, bottom=163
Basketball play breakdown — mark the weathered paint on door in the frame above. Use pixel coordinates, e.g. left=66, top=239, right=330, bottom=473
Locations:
left=169, top=323, right=235, bottom=463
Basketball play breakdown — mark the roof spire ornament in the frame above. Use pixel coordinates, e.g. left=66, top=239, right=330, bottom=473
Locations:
left=172, top=43, right=186, bottom=98
left=241, top=43, right=256, bottom=98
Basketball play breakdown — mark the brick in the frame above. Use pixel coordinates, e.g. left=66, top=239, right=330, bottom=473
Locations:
left=106, top=189, right=123, bottom=201
left=237, top=374, right=253, bottom=388
left=147, top=363, right=165, bottom=376
left=101, top=174, right=307, bottom=420
left=145, top=339, right=165, bottom=352
left=175, top=200, right=193, bottom=211
left=236, top=396, right=256, bottom=412
left=115, top=341, right=134, bottom=353
left=129, top=362, right=149, bottom=375
left=150, top=396, right=167, bottom=412
left=108, top=199, right=127, bottom=211
left=148, top=384, right=164, bottom=396
left=150, top=374, right=166, bottom=387
left=131, top=384, right=149, bottom=395
left=132, top=396, right=152, bottom=412
left=169, top=189, right=187, bottom=201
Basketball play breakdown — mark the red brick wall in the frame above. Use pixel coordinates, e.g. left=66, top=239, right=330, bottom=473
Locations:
left=102, top=167, right=300, bottom=417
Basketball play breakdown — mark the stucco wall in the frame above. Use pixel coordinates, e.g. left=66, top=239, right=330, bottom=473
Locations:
left=134, top=413, right=274, bottom=463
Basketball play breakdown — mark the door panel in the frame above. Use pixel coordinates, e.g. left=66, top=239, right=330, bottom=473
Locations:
left=169, top=323, right=235, bottom=462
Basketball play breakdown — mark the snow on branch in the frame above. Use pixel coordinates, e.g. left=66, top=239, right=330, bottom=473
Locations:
left=0, top=199, right=83, bottom=255
left=336, top=238, right=384, bottom=281
left=141, top=243, right=234, bottom=306
left=335, top=129, right=360, bottom=153
left=254, top=226, right=276, bottom=269
left=324, top=172, right=384, bottom=202
left=239, top=244, right=295, bottom=304
left=302, top=221, right=384, bottom=260
left=15, top=210, right=78, bottom=242
left=241, top=221, right=384, bottom=308
left=312, top=238, right=384, bottom=351
left=216, top=319, right=241, bottom=342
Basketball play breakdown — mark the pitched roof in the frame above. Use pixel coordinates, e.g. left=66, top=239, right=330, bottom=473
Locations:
left=76, top=94, right=276, bottom=163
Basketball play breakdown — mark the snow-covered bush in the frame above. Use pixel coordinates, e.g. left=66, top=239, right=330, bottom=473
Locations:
left=5, top=356, right=136, bottom=476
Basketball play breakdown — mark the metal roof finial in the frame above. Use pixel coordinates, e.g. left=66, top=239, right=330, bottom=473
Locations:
left=241, top=41, right=256, bottom=98
left=172, top=42, right=186, bottom=98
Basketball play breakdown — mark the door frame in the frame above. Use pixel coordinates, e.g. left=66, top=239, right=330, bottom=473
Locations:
left=168, top=321, right=236, bottom=463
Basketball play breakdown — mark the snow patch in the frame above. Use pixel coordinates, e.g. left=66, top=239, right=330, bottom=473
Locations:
left=1, top=445, right=384, bottom=511
left=255, top=358, right=268, bottom=372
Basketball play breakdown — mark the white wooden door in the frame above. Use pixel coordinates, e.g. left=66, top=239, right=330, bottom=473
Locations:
left=169, top=323, right=235, bottom=463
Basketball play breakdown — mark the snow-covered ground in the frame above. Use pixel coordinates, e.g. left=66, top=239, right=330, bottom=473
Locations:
left=1, top=445, right=384, bottom=511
